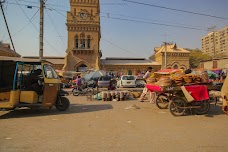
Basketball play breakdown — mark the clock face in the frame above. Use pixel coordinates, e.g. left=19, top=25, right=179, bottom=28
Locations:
left=80, top=12, right=88, bottom=19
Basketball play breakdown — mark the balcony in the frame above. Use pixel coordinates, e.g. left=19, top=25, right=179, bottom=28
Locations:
left=72, top=47, right=94, bottom=55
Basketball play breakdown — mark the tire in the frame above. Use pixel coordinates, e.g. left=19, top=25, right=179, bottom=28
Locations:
left=55, top=96, right=70, bottom=111
left=156, top=94, right=169, bottom=109
left=169, top=97, right=186, bottom=116
left=194, top=100, right=210, bottom=115
left=72, top=89, right=79, bottom=96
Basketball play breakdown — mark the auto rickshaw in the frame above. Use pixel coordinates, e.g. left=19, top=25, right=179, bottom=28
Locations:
left=0, top=57, right=70, bottom=111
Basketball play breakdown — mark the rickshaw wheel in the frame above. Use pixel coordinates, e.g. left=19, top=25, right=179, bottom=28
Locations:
left=194, top=100, right=210, bottom=115
left=55, top=97, right=70, bottom=111
left=169, top=97, right=186, bottom=116
left=156, top=94, right=169, bottom=109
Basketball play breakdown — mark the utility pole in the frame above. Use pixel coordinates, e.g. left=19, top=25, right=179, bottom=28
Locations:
left=0, top=0, right=16, bottom=52
left=163, top=42, right=167, bottom=69
left=39, top=0, right=44, bottom=61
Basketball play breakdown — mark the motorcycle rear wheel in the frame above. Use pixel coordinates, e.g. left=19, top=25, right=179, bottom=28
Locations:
left=194, top=100, right=210, bottom=115
left=169, top=97, right=186, bottom=116
left=72, top=89, right=80, bottom=96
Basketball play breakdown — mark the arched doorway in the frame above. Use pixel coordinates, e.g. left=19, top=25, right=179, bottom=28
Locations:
left=77, top=64, right=88, bottom=72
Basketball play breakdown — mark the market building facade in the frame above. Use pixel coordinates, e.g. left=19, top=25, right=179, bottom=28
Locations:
left=101, top=58, right=161, bottom=77
left=154, top=43, right=190, bottom=70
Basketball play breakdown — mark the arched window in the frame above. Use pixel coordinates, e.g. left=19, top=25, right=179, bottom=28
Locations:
left=87, top=35, right=91, bottom=49
left=174, top=64, right=178, bottom=69
left=128, top=70, right=132, bottom=75
left=74, top=8, right=76, bottom=16
left=80, top=33, right=85, bottom=49
left=75, top=35, right=79, bottom=48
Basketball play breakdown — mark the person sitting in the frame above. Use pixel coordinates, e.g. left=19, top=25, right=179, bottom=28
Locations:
left=29, top=69, right=43, bottom=95
left=108, top=81, right=116, bottom=90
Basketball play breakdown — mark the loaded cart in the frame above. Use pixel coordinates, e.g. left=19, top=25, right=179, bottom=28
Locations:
left=146, top=84, right=210, bottom=116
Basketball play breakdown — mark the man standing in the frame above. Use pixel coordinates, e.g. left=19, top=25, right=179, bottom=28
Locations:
left=76, top=75, right=82, bottom=90
left=139, top=67, right=156, bottom=103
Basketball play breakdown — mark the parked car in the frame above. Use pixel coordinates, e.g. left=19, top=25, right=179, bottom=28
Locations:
left=136, top=79, right=146, bottom=88
left=117, top=75, right=137, bottom=88
left=97, top=76, right=111, bottom=88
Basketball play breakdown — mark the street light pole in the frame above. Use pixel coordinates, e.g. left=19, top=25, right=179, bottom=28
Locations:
left=39, top=0, right=44, bottom=61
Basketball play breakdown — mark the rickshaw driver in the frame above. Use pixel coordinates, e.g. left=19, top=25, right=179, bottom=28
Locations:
left=29, top=69, right=43, bottom=95
left=221, top=74, right=228, bottom=115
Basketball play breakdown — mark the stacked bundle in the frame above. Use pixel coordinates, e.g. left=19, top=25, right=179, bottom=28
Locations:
left=155, top=77, right=172, bottom=87
left=172, top=76, right=183, bottom=86
left=182, top=74, right=195, bottom=84
left=193, top=75, right=201, bottom=83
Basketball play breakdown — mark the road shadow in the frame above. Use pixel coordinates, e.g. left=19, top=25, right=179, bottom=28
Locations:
left=204, top=103, right=225, bottom=117
left=0, top=103, right=113, bottom=119
left=183, top=102, right=225, bottom=117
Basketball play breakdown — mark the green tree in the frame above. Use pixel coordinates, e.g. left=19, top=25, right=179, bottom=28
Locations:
left=186, top=48, right=212, bottom=69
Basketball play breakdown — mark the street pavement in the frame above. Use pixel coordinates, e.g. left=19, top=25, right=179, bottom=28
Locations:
left=0, top=94, right=228, bottom=152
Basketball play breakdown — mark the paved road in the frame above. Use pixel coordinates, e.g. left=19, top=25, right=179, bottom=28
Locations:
left=0, top=95, right=227, bottom=152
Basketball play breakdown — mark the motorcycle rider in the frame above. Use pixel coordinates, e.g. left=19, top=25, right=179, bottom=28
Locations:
left=75, top=75, right=82, bottom=91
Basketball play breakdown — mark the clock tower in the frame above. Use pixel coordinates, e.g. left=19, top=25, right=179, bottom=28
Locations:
left=63, top=0, right=101, bottom=72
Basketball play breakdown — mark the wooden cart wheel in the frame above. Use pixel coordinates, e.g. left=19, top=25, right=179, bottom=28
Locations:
left=156, top=94, right=169, bottom=109
left=169, top=97, right=186, bottom=116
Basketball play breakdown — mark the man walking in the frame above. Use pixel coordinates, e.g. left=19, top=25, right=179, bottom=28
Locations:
left=139, top=67, right=156, bottom=103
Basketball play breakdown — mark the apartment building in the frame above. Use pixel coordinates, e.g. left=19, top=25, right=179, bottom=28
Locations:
left=202, top=26, right=228, bottom=57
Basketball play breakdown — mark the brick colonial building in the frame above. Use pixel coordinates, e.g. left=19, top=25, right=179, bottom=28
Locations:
left=154, top=43, right=190, bottom=70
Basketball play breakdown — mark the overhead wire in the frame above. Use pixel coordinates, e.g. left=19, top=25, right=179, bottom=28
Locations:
left=4, top=8, right=39, bottom=41
left=100, top=12, right=206, bottom=29
left=100, top=15, right=207, bottom=31
left=14, top=0, right=63, bottom=56
left=122, top=0, right=228, bottom=20
left=5, top=1, right=214, bottom=31
left=46, top=9, right=66, bottom=47
left=101, top=37, right=144, bottom=58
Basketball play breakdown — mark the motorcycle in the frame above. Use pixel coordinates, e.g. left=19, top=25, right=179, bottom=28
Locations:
left=72, top=81, right=96, bottom=96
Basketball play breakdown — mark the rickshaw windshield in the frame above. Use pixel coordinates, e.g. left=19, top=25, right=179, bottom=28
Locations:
left=43, top=64, right=58, bottom=79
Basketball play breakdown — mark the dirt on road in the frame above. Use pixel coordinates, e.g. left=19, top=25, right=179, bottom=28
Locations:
left=0, top=95, right=228, bottom=152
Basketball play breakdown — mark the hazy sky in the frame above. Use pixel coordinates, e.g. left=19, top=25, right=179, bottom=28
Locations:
left=0, top=0, right=228, bottom=58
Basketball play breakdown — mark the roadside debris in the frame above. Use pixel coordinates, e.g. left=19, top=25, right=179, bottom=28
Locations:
left=125, top=104, right=140, bottom=110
